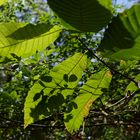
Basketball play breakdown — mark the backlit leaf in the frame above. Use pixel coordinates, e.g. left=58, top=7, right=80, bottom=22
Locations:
left=64, top=70, right=112, bottom=134
left=24, top=53, right=87, bottom=128
left=0, top=0, right=7, bottom=5
left=0, top=22, right=61, bottom=59
left=126, top=74, right=140, bottom=92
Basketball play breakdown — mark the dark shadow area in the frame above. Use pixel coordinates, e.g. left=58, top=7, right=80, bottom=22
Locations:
left=48, top=0, right=112, bottom=32
left=8, top=24, right=53, bottom=40
left=40, top=75, right=53, bottom=83
left=30, top=93, right=65, bottom=122
left=64, top=101, right=78, bottom=122
left=100, top=16, right=134, bottom=52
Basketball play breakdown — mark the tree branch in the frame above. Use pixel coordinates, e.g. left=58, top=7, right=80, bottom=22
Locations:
left=85, top=122, right=140, bottom=127
left=76, top=37, right=138, bottom=87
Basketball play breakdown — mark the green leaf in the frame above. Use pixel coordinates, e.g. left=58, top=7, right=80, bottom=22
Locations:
left=24, top=82, right=44, bottom=128
left=126, top=74, right=140, bottom=92
left=38, top=80, right=46, bottom=88
left=64, top=70, right=112, bottom=134
left=48, top=53, right=87, bottom=98
left=0, top=22, right=61, bottom=59
left=99, top=4, right=140, bottom=60
left=24, top=53, right=87, bottom=128
left=0, top=0, right=7, bottom=6
left=48, top=0, right=112, bottom=32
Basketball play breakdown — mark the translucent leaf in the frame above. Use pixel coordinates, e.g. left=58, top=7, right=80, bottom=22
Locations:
left=24, top=83, right=44, bottom=128
left=24, top=53, right=87, bottom=128
left=126, top=74, right=140, bottom=92
left=99, top=4, right=140, bottom=60
left=49, top=53, right=87, bottom=98
left=0, top=22, right=61, bottom=59
left=48, top=0, right=112, bottom=32
left=64, top=70, right=112, bottom=134
left=0, top=0, right=7, bottom=5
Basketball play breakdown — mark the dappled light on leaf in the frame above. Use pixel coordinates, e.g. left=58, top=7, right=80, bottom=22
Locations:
left=38, top=81, right=46, bottom=88
left=64, top=114, right=73, bottom=123
left=65, top=102, right=78, bottom=113
left=1, top=1, right=140, bottom=139
left=64, top=70, right=112, bottom=134
left=24, top=53, right=87, bottom=127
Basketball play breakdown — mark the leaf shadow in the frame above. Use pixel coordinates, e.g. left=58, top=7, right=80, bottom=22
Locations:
left=8, top=24, right=53, bottom=40
left=30, top=92, right=65, bottom=122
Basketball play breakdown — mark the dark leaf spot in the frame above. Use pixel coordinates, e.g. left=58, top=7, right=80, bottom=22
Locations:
left=10, top=53, right=21, bottom=61
left=50, top=89, right=55, bottom=94
left=64, top=84, right=68, bottom=88
left=71, top=102, right=78, bottom=109
left=42, top=95, right=48, bottom=102
left=33, top=93, right=41, bottom=101
left=48, top=93, right=65, bottom=111
left=63, top=74, right=68, bottom=82
left=38, top=80, right=46, bottom=88
left=69, top=74, right=78, bottom=82
left=64, top=114, right=73, bottom=122
left=65, top=101, right=78, bottom=113
left=40, top=75, right=52, bottom=82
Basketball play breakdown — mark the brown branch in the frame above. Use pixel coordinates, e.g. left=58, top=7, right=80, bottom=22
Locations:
left=76, top=36, right=138, bottom=87
left=106, top=89, right=140, bottom=109
left=0, top=115, right=64, bottom=129
left=85, top=122, right=140, bottom=127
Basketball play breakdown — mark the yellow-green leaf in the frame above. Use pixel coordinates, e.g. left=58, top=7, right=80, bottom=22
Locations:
left=24, top=53, right=87, bottom=128
left=0, top=22, right=61, bottom=59
left=64, top=70, right=112, bottom=134
left=0, top=0, right=7, bottom=5
left=126, top=74, right=140, bottom=92
left=24, top=82, right=44, bottom=128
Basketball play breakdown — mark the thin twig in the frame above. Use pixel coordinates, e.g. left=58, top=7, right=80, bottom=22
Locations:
left=107, top=89, right=140, bottom=109
left=85, top=122, right=140, bottom=127
left=0, top=115, right=64, bottom=129
left=76, top=37, right=138, bottom=87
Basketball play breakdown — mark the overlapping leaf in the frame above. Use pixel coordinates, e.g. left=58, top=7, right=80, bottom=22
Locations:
left=125, top=74, right=140, bottom=106
left=100, top=4, right=140, bottom=60
left=64, top=70, right=112, bottom=134
left=48, top=0, right=112, bottom=32
left=126, top=74, right=140, bottom=92
left=24, top=53, right=87, bottom=128
left=0, top=22, right=61, bottom=59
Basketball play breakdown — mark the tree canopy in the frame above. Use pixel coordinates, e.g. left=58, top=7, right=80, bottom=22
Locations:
left=0, top=0, right=140, bottom=139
